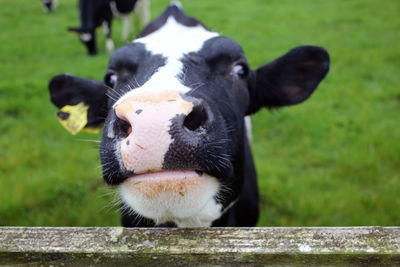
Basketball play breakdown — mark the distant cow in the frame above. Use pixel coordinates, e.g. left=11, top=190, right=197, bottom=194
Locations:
left=49, top=3, right=329, bottom=227
left=69, top=0, right=150, bottom=55
left=42, top=0, right=57, bottom=12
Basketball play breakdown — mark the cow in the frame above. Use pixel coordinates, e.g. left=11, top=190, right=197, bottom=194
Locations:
left=48, top=2, right=330, bottom=227
left=68, top=0, right=150, bottom=55
left=42, top=0, right=57, bottom=12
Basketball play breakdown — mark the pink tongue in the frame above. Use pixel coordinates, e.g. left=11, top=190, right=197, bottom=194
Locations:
left=126, top=170, right=202, bottom=182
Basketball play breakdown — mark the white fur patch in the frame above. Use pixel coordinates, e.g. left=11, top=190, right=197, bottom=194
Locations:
left=245, top=116, right=252, bottom=143
left=119, top=171, right=222, bottom=226
left=175, top=198, right=222, bottom=227
left=80, top=33, right=92, bottom=42
left=109, top=1, right=122, bottom=18
left=113, top=16, right=218, bottom=108
left=135, top=0, right=150, bottom=25
left=102, top=21, right=110, bottom=36
left=106, top=38, right=115, bottom=52
left=121, top=15, right=131, bottom=40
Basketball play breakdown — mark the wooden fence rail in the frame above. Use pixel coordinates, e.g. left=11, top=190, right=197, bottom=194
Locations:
left=0, top=227, right=399, bottom=266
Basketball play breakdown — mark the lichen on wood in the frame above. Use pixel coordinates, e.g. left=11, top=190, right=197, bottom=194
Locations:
left=0, top=227, right=399, bottom=266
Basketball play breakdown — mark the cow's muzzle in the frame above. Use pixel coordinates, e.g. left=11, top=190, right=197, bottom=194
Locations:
left=113, top=90, right=210, bottom=175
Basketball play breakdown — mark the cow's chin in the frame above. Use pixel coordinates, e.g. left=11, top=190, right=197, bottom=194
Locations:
left=119, top=170, right=222, bottom=227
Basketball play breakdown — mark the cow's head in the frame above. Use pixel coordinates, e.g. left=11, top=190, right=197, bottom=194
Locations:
left=49, top=3, right=329, bottom=226
left=42, top=0, right=57, bottom=13
left=68, top=27, right=97, bottom=55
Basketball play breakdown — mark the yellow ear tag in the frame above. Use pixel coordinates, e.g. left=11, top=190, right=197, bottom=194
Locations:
left=56, top=102, right=89, bottom=135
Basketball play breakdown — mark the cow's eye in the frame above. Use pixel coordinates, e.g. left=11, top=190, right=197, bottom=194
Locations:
left=105, top=73, right=118, bottom=88
left=232, top=64, right=248, bottom=78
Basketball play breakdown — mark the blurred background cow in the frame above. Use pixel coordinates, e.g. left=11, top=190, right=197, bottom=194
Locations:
left=42, top=0, right=58, bottom=12
left=68, top=0, right=150, bottom=55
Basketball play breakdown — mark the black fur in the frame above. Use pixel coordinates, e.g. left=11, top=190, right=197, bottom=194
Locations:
left=247, top=45, right=330, bottom=114
left=105, top=42, right=166, bottom=93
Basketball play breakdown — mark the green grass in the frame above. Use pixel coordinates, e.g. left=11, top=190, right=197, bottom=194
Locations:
left=0, top=0, right=399, bottom=226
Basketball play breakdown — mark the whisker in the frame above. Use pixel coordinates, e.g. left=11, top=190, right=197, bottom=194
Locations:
left=133, top=77, right=141, bottom=88
left=75, top=138, right=101, bottom=143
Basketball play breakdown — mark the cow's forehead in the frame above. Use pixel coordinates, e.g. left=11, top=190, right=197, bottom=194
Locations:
left=134, top=16, right=219, bottom=59
left=113, top=15, right=219, bottom=108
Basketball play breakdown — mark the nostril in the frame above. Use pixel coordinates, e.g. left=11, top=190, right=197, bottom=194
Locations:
left=124, top=122, right=132, bottom=135
left=114, top=116, right=132, bottom=138
left=184, top=103, right=208, bottom=131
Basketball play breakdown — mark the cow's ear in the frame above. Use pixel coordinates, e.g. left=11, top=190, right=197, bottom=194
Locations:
left=49, top=74, right=108, bottom=134
left=246, top=46, right=329, bottom=115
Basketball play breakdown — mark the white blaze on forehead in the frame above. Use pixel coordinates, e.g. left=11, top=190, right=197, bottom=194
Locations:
left=113, top=16, right=219, bottom=108
left=136, top=16, right=218, bottom=59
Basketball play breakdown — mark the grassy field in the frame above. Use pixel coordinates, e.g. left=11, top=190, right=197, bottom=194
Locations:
left=0, top=0, right=399, bottom=227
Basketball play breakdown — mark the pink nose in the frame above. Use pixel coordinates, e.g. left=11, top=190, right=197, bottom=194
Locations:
left=114, top=91, right=208, bottom=174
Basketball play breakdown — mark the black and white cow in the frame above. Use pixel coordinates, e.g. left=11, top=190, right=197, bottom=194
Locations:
left=49, top=3, right=329, bottom=227
left=42, top=0, right=57, bottom=12
left=69, top=0, right=150, bottom=55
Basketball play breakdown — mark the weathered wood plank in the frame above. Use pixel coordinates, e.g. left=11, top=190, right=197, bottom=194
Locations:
left=0, top=227, right=399, bottom=266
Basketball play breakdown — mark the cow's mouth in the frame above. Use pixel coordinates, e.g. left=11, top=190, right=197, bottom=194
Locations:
left=119, top=170, right=221, bottom=224
left=122, top=170, right=209, bottom=199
